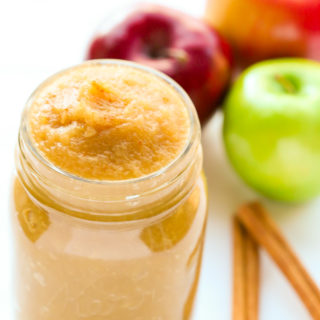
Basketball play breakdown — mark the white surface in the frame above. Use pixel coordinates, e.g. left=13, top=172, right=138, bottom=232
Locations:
left=0, top=1, right=319, bottom=319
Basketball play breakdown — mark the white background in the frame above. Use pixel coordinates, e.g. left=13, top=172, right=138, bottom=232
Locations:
left=0, top=0, right=320, bottom=319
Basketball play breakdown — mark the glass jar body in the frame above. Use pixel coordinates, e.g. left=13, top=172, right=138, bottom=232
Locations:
left=11, top=59, right=207, bottom=320
left=11, top=164, right=207, bottom=320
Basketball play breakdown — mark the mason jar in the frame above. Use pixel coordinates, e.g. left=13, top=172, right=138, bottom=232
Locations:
left=11, top=60, right=208, bottom=320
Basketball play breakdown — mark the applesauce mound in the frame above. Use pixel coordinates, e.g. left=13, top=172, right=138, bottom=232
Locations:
left=28, top=63, right=189, bottom=180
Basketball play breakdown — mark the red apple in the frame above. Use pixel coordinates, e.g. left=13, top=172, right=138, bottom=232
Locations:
left=86, top=4, right=232, bottom=124
left=205, top=0, right=320, bottom=66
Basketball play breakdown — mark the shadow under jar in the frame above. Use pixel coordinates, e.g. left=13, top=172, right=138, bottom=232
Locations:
left=11, top=60, right=208, bottom=320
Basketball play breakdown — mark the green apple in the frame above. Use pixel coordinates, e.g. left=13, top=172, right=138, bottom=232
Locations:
left=223, top=59, right=320, bottom=203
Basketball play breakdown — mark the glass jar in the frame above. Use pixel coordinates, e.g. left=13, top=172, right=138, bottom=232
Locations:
left=11, top=60, right=208, bottom=320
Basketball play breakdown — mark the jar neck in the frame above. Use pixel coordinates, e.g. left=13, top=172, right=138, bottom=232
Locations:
left=16, top=60, right=202, bottom=222
left=16, top=133, right=202, bottom=222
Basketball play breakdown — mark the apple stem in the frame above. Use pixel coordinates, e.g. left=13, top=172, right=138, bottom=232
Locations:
left=164, top=48, right=189, bottom=64
left=274, top=74, right=296, bottom=94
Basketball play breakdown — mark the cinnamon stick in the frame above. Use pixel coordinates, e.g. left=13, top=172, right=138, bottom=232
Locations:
left=244, top=224, right=260, bottom=320
left=233, top=216, right=260, bottom=320
left=237, top=202, right=320, bottom=320
left=233, top=217, right=246, bottom=320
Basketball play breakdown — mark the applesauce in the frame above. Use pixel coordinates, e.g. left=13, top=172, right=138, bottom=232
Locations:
left=11, top=60, right=207, bottom=319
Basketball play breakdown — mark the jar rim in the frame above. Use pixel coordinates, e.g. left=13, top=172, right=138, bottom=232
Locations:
left=20, top=59, right=200, bottom=188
